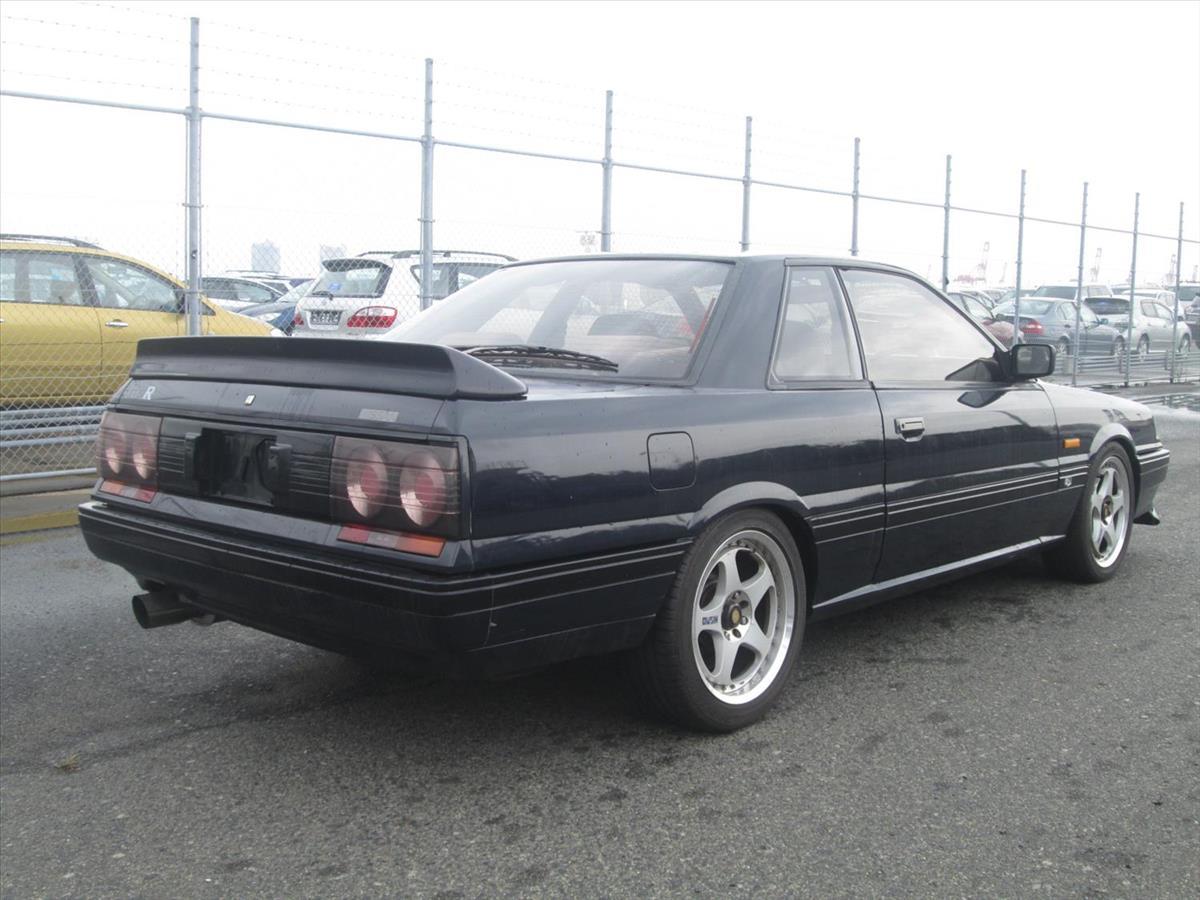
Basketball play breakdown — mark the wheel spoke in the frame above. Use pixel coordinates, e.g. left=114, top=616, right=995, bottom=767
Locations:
left=709, top=635, right=738, bottom=686
left=1110, top=491, right=1125, bottom=516
left=740, top=621, right=772, bottom=660
left=1091, top=512, right=1104, bottom=547
left=740, top=566, right=774, bottom=611
left=1103, top=519, right=1119, bottom=551
left=711, top=548, right=741, bottom=604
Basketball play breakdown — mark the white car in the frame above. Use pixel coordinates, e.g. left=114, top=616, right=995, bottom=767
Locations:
left=292, top=250, right=514, bottom=339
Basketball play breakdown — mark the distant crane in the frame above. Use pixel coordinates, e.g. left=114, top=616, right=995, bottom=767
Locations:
left=953, top=242, right=990, bottom=285
left=1088, top=247, right=1103, bottom=283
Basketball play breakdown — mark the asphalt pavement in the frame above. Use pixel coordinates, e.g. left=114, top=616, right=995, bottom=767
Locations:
left=1, top=408, right=1197, bottom=898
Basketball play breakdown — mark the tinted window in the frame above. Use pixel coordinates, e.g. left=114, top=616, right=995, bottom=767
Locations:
left=771, top=267, right=861, bottom=381
left=0, top=251, right=84, bottom=305
left=389, top=258, right=730, bottom=380
left=1033, top=285, right=1077, bottom=299
left=841, top=269, right=999, bottom=382
left=312, top=260, right=390, bottom=298
left=86, top=258, right=178, bottom=311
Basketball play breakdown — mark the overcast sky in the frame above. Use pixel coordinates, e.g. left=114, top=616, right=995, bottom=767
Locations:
left=1, top=0, right=1197, bottom=286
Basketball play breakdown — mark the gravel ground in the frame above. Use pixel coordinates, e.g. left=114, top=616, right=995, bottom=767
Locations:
left=1, top=406, right=1197, bottom=899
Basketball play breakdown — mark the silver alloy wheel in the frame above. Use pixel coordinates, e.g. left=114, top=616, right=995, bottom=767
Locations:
left=1090, top=459, right=1130, bottom=568
left=691, top=529, right=796, bottom=705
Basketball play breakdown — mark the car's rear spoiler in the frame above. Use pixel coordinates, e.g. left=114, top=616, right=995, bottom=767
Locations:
left=130, top=337, right=528, bottom=400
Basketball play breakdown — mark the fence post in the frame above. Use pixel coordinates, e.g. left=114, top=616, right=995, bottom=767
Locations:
left=1125, top=193, right=1139, bottom=386
left=419, top=58, right=434, bottom=310
left=850, top=137, right=860, bottom=257
left=184, top=17, right=202, bottom=336
left=1169, top=201, right=1184, bottom=382
left=1070, top=181, right=1089, bottom=386
left=740, top=116, right=752, bottom=252
left=941, top=154, right=951, bottom=290
left=1012, top=168, right=1026, bottom=346
left=600, top=90, right=613, bottom=253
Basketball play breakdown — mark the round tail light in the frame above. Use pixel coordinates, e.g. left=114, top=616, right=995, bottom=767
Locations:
left=102, top=430, right=127, bottom=477
left=132, top=434, right=156, bottom=480
left=399, top=451, right=447, bottom=527
left=345, top=446, right=389, bottom=519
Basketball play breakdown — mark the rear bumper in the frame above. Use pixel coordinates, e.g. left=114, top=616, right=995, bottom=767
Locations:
left=78, top=500, right=683, bottom=674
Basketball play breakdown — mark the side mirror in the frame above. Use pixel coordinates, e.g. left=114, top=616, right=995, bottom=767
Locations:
left=1011, top=343, right=1054, bottom=379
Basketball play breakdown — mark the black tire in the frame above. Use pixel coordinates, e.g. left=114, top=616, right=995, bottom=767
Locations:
left=1057, top=337, right=1071, bottom=357
left=630, top=509, right=805, bottom=732
left=1044, top=443, right=1135, bottom=583
left=1112, top=337, right=1124, bottom=361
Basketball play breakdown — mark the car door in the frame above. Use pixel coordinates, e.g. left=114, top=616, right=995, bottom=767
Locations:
left=80, top=255, right=185, bottom=395
left=0, top=249, right=103, bottom=406
left=840, top=267, right=1061, bottom=583
left=1146, top=301, right=1173, bottom=351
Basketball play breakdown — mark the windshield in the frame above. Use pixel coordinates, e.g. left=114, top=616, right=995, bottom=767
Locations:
left=385, top=258, right=731, bottom=379
left=994, top=299, right=1057, bottom=317
left=1032, top=285, right=1078, bottom=299
left=311, top=259, right=390, bottom=298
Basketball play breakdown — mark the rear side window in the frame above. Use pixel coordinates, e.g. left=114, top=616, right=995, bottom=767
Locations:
left=0, top=251, right=84, bottom=305
left=771, top=267, right=862, bottom=382
left=410, top=262, right=503, bottom=300
left=841, top=269, right=999, bottom=383
left=312, top=260, right=391, bottom=298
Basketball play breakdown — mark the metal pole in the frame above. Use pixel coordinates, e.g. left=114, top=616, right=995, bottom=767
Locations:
left=941, top=154, right=951, bottom=290
left=1012, top=168, right=1026, bottom=347
left=419, top=58, right=434, bottom=310
left=600, top=90, right=613, bottom=252
left=740, top=116, right=752, bottom=252
left=1071, top=182, right=1089, bottom=386
left=1169, top=202, right=1184, bottom=382
left=850, top=137, right=860, bottom=256
left=1124, top=193, right=1139, bottom=386
left=184, top=17, right=202, bottom=336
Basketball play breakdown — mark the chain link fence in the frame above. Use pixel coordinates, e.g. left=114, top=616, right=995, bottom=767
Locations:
left=1, top=3, right=1197, bottom=487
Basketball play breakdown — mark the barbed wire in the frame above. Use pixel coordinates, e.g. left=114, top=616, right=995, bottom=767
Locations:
left=0, top=38, right=180, bottom=68
left=0, top=13, right=180, bottom=43
left=203, top=65, right=420, bottom=104
left=0, top=67, right=181, bottom=95
left=201, top=43, right=424, bottom=83
left=204, top=18, right=425, bottom=64
left=71, top=1, right=188, bottom=21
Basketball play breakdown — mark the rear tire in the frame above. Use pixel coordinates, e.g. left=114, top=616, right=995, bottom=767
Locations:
left=1136, top=335, right=1150, bottom=361
left=1045, top=443, right=1134, bottom=583
left=630, top=510, right=805, bottom=732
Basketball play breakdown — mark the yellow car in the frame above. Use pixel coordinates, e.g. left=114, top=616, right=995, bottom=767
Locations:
left=0, top=235, right=272, bottom=407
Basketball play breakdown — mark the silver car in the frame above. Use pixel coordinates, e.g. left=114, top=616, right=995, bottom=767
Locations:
left=292, top=250, right=513, bottom=339
left=1087, top=292, right=1191, bottom=359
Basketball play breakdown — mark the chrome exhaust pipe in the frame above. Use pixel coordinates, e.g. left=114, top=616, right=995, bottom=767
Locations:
left=131, top=590, right=217, bottom=629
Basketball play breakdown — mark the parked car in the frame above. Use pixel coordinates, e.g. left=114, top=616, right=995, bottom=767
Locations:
left=1175, top=283, right=1200, bottom=341
left=993, top=298, right=1126, bottom=359
left=221, top=270, right=310, bottom=294
left=292, top=250, right=514, bottom=339
left=199, top=276, right=284, bottom=311
left=1031, top=283, right=1114, bottom=301
left=0, top=234, right=271, bottom=407
left=1086, top=293, right=1192, bottom=360
left=999, top=287, right=1037, bottom=304
left=237, top=279, right=315, bottom=334
left=77, top=254, right=1170, bottom=731
left=947, top=290, right=1014, bottom=346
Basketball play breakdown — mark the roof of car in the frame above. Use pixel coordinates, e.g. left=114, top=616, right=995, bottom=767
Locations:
left=0, top=238, right=185, bottom=288
left=503, top=253, right=923, bottom=273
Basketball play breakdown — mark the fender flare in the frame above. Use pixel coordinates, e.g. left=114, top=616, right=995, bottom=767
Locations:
left=687, top=481, right=810, bottom=535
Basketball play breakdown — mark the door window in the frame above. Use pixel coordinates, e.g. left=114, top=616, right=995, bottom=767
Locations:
left=0, top=251, right=84, bottom=305
left=771, top=267, right=862, bottom=381
left=234, top=281, right=277, bottom=303
left=85, top=258, right=178, bottom=311
left=1079, top=304, right=1100, bottom=327
left=841, top=269, right=1000, bottom=382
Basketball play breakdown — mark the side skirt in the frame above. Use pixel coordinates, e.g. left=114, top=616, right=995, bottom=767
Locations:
left=809, top=536, right=1064, bottom=622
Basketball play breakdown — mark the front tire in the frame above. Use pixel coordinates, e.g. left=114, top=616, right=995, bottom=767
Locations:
left=631, top=510, right=805, bottom=732
left=1045, top=443, right=1134, bottom=583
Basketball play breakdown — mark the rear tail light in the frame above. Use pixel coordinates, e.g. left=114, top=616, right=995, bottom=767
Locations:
left=96, top=411, right=161, bottom=501
left=292, top=312, right=304, bottom=327
left=1019, top=319, right=1044, bottom=335
left=331, top=436, right=460, bottom=543
left=346, top=306, right=397, bottom=329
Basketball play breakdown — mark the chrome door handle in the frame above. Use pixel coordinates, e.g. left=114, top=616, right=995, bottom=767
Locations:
left=895, top=417, right=926, bottom=440
left=104, top=320, right=129, bottom=328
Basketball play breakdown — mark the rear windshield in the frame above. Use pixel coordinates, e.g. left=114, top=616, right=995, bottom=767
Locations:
left=994, top=299, right=1057, bottom=317
left=1086, top=298, right=1129, bottom=315
left=311, top=259, right=390, bottom=298
left=409, top=262, right=503, bottom=300
left=385, top=258, right=731, bottom=380
left=1032, top=285, right=1077, bottom=299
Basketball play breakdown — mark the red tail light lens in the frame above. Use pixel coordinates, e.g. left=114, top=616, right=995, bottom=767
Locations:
left=292, top=312, right=304, bottom=327
left=1019, top=319, right=1044, bottom=334
left=346, top=306, right=397, bottom=329
left=331, top=436, right=460, bottom=539
left=96, top=411, right=161, bottom=500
